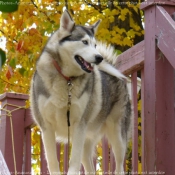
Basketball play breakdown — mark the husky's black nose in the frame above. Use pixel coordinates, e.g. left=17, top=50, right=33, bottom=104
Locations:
left=95, top=55, right=103, bottom=64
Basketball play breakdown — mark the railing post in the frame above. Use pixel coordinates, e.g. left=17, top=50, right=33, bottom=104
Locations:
left=24, top=128, right=31, bottom=173
left=141, top=1, right=175, bottom=174
left=131, top=72, right=138, bottom=173
left=0, top=92, right=28, bottom=174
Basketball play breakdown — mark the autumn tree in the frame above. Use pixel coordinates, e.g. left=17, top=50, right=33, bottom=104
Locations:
left=0, top=0, right=144, bottom=94
left=0, top=0, right=144, bottom=173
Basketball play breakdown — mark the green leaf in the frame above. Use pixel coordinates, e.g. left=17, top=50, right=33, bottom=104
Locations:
left=114, top=49, right=122, bottom=55
left=0, top=0, right=19, bottom=13
left=9, top=58, right=16, bottom=68
left=0, top=49, right=6, bottom=69
left=19, top=67, right=26, bottom=76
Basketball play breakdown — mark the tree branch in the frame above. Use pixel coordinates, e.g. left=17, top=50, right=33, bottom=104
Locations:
left=84, top=0, right=104, bottom=13
left=65, top=0, right=68, bottom=10
left=0, top=77, right=28, bottom=89
left=31, top=0, right=38, bottom=8
left=31, top=0, right=55, bottom=24
left=0, top=29, right=18, bottom=43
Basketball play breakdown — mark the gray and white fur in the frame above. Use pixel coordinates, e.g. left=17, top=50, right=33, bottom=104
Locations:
left=30, top=10, right=132, bottom=175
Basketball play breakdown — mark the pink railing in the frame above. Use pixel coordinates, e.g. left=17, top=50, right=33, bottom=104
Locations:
left=0, top=1, right=175, bottom=175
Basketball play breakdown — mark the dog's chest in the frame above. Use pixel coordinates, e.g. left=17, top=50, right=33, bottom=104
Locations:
left=40, top=92, right=89, bottom=140
left=39, top=88, right=89, bottom=126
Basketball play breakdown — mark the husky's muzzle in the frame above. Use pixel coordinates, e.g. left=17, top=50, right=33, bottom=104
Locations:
left=75, top=55, right=103, bottom=73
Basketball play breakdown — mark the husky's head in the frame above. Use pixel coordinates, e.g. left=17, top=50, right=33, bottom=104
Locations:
left=46, top=10, right=103, bottom=76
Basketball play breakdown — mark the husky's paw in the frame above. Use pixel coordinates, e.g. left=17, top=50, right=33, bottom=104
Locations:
left=48, top=168, right=60, bottom=175
left=67, top=170, right=80, bottom=175
left=50, top=171, right=61, bottom=175
left=114, top=170, right=125, bottom=175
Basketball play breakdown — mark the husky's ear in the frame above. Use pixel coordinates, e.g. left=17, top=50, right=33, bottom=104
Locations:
left=60, top=10, right=75, bottom=33
left=91, top=20, right=101, bottom=34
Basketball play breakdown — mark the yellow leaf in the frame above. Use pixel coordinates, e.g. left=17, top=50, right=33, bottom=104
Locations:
left=25, top=100, right=30, bottom=109
left=138, top=162, right=142, bottom=173
left=109, top=16, right=114, bottom=23
left=111, top=9, right=119, bottom=15
left=127, top=29, right=136, bottom=38
left=118, top=15, right=125, bottom=21
left=123, top=37, right=132, bottom=46
left=138, top=100, right=142, bottom=111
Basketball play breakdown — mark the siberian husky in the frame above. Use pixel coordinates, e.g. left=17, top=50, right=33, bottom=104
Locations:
left=30, top=10, right=132, bottom=175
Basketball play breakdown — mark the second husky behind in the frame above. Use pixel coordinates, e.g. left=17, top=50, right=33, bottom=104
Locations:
left=30, top=10, right=132, bottom=175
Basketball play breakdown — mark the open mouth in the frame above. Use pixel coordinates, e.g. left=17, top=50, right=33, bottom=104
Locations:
left=75, top=55, right=93, bottom=73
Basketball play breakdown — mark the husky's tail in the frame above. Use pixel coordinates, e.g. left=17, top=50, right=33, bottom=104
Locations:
left=96, top=42, right=126, bottom=80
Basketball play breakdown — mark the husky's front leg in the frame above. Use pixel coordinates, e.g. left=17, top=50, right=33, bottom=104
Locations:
left=67, top=121, right=86, bottom=175
left=82, top=139, right=96, bottom=175
left=42, top=126, right=60, bottom=175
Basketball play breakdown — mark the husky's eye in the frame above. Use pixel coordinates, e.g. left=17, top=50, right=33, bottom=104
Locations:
left=82, top=40, right=88, bottom=45
left=95, top=44, right=97, bottom=48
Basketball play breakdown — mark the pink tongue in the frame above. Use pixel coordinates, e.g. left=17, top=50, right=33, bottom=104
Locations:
left=84, top=61, right=93, bottom=71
